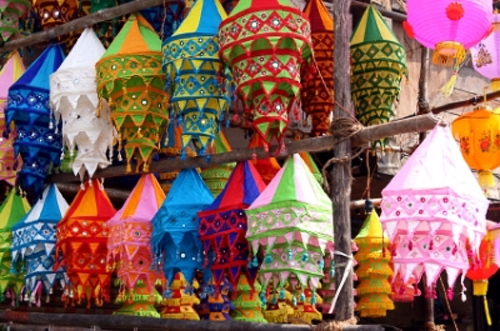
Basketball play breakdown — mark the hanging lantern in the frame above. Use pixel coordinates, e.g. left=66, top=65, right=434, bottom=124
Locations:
left=198, top=161, right=266, bottom=292
left=0, top=0, right=30, bottom=45
left=248, top=134, right=281, bottom=185
left=55, top=179, right=116, bottom=308
left=300, top=0, right=334, bottom=137
left=0, top=52, right=24, bottom=186
left=10, top=184, right=68, bottom=306
left=163, top=0, right=230, bottom=158
left=290, top=288, right=323, bottom=324
left=151, top=168, right=214, bottom=293
left=196, top=278, right=234, bottom=320
left=470, top=12, right=500, bottom=91
left=390, top=274, right=420, bottom=303
left=263, top=287, right=294, bottom=323
left=451, top=106, right=500, bottom=189
left=219, top=0, right=314, bottom=150
left=160, top=272, right=200, bottom=320
left=405, top=0, right=492, bottom=67
left=350, top=5, right=407, bottom=149
left=246, top=154, right=334, bottom=307
left=200, top=131, right=235, bottom=198
left=5, top=45, right=64, bottom=202
left=299, top=151, right=322, bottom=185
left=107, top=174, right=165, bottom=317
left=0, top=189, right=30, bottom=305
left=51, top=28, right=116, bottom=181
left=380, top=125, right=489, bottom=299
left=96, top=13, right=169, bottom=173
left=354, top=205, right=394, bottom=318
left=231, top=275, right=266, bottom=322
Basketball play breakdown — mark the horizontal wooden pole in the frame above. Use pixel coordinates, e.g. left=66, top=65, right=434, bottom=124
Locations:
left=431, top=90, right=500, bottom=114
left=49, top=113, right=440, bottom=182
left=0, top=323, right=111, bottom=331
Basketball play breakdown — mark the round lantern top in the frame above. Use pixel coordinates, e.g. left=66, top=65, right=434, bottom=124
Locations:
left=406, top=0, right=493, bottom=50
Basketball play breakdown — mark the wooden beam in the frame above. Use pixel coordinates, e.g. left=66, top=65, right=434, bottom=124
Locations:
left=331, top=0, right=355, bottom=322
left=49, top=113, right=440, bottom=182
left=0, top=0, right=165, bottom=53
left=350, top=0, right=407, bottom=21
left=431, top=90, right=500, bottom=114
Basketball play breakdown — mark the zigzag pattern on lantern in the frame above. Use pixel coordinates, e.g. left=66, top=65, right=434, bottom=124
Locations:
left=162, top=0, right=231, bottom=158
left=10, top=184, right=69, bottom=307
left=301, top=0, right=334, bottom=136
left=96, top=13, right=169, bottom=173
left=160, top=273, right=200, bottom=320
left=50, top=28, right=116, bottom=181
left=231, top=274, right=266, bottom=322
left=219, top=0, right=314, bottom=149
left=0, top=0, right=30, bottom=45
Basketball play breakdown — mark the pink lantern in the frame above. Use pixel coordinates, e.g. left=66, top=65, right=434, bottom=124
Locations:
left=470, top=12, right=500, bottom=91
left=380, top=125, right=489, bottom=299
left=405, top=0, right=492, bottom=67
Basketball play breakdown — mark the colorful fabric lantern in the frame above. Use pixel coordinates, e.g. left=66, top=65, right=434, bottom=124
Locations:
left=248, top=134, right=281, bottom=185
left=350, top=5, right=407, bottom=149
left=107, top=174, right=165, bottom=317
left=196, top=278, right=234, bottom=320
left=246, top=154, right=334, bottom=304
left=152, top=168, right=214, bottom=290
left=290, top=288, right=323, bottom=324
left=200, top=131, right=235, bottom=198
left=0, top=52, right=24, bottom=186
left=5, top=45, right=64, bottom=202
left=317, top=251, right=335, bottom=313
left=219, top=0, right=314, bottom=150
left=96, top=13, right=169, bottom=173
left=451, top=106, right=500, bottom=189
left=470, top=12, right=500, bottom=91
left=198, top=160, right=266, bottom=291
left=114, top=281, right=162, bottom=317
left=263, top=287, right=294, bottom=323
left=300, top=0, right=334, bottom=137
left=10, top=184, right=68, bottom=306
left=160, top=273, right=200, bottom=320
left=354, top=206, right=394, bottom=318
left=163, top=0, right=230, bottom=158
left=0, top=0, right=30, bottom=45
left=230, top=274, right=266, bottom=322
left=0, top=189, right=29, bottom=304
left=51, top=28, right=116, bottom=181
left=380, top=125, right=489, bottom=298
left=55, top=179, right=116, bottom=308
left=405, top=0, right=492, bottom=68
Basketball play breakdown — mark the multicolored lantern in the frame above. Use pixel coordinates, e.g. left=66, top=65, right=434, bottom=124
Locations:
left=55, top=179, right=116, bottom=308
left=301, top=0, right=334, bottom=136
left=198, top=160, right=266, bottom=292
left=151, top=168, right=214, bottom=291
left=219, top=0, right=314, bottom=150
left=380, top=125, right=489, bottom=298
left=248, top=134, right=281, bottom=185
left=114, top=281, right=162, bottom=317
left=0, top=0, right=30, bottom=45
left=470, top=12, right=500, bottom=91
left=451, top=106, right=500, bottom=189
left=405, top=0, right=492, bottom=67
left=246, top=154, right=334, bottom=305
left=354, top=205, right=394, bottom=318
left=231, top=275, right=266, bottom=322
left=0, top=52, right=24, bottom=186
left=0, top=189, right=30, bottom=304
left=163, top=0, right=230, bottom=157
left=51, top=28, right=116, bottom=181
left=290, top=288, right=323, bottom=324
left=107, top=174, right=165, bottom=317
left=390, top=274, right=420, bottom=303
left=196, top=278, right=234, bottom=320
left=96, top=13, right=169, bottom=173
left=5, top=44, right=64, bottom=202
left=10, top=184, right=68, bottom=306
left=160, top=272, right=200, bottom=320
left=350, top=5, right=407, bottom=149
left=263, top=287, right=294, bottom=323
left=200, top=131, right=235, bottom=198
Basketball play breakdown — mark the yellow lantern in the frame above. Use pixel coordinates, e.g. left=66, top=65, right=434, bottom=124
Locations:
left=452, top=106, right=500, bottom=188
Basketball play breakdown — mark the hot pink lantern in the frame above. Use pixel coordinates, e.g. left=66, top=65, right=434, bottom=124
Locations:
left=470, top=12, right=500, bottom=91
left=380, top=124, right=489, bottom=299
left=405, top=0, right=492, bottom=67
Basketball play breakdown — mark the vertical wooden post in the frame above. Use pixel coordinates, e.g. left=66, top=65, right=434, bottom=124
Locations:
left=331, top=0, right=355, bottom=322
left=418, top=46, right=430, bottom=143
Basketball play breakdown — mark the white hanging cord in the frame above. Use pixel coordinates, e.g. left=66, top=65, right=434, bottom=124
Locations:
left=328, top=250, right=355, bottom=314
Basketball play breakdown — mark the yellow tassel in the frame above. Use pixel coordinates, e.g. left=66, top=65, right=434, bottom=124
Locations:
left=440, top=71, right=458, bottom=97
left=479, top=170, right=495, bottom=188
left=484, top=296, right=492, bottom=326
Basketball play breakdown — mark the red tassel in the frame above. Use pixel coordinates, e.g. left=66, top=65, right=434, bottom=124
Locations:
left=403, top=21, right=415, bottom=38
left=429, top=239, right=433, bottom=251
left=446, top=288, right=454, bottom=301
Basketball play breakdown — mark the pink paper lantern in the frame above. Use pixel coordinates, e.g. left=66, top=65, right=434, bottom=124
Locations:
left=470, top=12, right=500, bottom=91
left=380, top=125, right=489, bottom=299
left=405, top=0, right=492, bottom=66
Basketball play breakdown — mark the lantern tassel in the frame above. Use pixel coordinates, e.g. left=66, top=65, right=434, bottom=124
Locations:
left=484, top=296, right=492, bottom=326
left=478, top=170, right=495, bottom=188
left=440, top=66, right=459, bottom=97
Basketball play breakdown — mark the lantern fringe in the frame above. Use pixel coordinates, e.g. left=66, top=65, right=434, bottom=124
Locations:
left=439, top=69, right=458, bottom=97
left=263, top=308, right=292, bottom=323
left=478, top=170, right=495, bottom=188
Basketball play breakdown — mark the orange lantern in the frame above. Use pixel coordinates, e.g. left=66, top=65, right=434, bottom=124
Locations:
left=452, top=106, right=500, bottom=188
